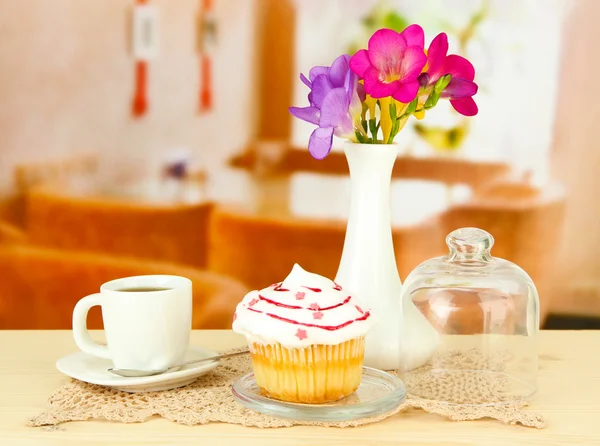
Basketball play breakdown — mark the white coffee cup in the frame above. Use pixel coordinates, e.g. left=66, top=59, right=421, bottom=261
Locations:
left=72, top=275, right=192, bottom=371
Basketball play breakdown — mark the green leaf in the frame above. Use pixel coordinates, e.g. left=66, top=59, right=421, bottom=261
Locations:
left=383, top=11, right=409, bottom=33
left=355, top=130, right=367, bottom=144
left=393, top=117, right=400, bottom=135
left=389, top=102, right=397, bottom=121
left=424, top=94, right=435, bottom=108
left=424, top=89, right=442, bottom=108
left=368, top=118, right=378, bottom=142
left=434, top=74, right=452, bottom=94
left=406, top=98, right=418, bottom=115
left=362, top=14, right=376, bottom=30
left=387, top=118, right=400, bottom=144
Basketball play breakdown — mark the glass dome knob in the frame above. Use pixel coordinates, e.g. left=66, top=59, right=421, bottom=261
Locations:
left=446, top=227, right=494, bottom=262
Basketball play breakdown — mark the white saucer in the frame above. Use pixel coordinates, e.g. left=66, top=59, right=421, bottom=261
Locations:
left=56, top=346, right=219, bottom=393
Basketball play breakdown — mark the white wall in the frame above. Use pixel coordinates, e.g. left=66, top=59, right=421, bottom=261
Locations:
left=551, top=0, right=600, bottom=293
left=0, top=0, right=257, bottom=195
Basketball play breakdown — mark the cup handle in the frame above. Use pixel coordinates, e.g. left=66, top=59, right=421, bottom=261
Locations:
left=72, top=293, right=111, bottom=359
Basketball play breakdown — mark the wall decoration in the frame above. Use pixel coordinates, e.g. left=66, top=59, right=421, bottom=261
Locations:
left=131, top=0, right=159, bottom=118
left=198, top=0, right=217, bottom=113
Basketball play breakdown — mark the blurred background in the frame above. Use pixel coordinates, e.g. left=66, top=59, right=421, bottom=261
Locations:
left=0, top=0, right=597, bottom=330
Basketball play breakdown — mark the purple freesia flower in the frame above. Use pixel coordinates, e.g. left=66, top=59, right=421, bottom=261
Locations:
left=421, top=32, right=479, bottom=116
left=289, top=54, right=364, bottom=159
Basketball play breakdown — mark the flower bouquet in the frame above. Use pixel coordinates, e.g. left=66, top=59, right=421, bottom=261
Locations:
left=289, top=24, right=480, bottom=370
left=290, top=24, right=479, bottom=159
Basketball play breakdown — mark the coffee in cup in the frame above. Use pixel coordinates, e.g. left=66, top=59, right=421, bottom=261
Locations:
left=72, top=275, right=192, bottom=372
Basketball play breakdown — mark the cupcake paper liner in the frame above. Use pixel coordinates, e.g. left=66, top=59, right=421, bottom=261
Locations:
left=249, top=337, right=365, bottom=403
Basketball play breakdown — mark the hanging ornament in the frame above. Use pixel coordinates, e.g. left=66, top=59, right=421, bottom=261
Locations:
left=131, top=0, right=159, bottom=117
left=197, top=0, right=217, bottom=113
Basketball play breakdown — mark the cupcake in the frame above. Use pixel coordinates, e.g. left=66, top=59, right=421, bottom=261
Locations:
left=232, top=264, right=374, bottom=403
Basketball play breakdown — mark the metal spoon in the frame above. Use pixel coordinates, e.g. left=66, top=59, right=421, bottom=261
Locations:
left=107, top=349, right=250, bottom=377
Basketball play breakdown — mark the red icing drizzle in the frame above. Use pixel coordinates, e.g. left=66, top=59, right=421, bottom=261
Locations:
left=267, top=311, right=370, bottom=331
left=259, top=294, right=303, bottom=309
left=248, top=307, right=370, bottom=331
left=319, top=296, right=351, bottom=311
left=256, top=295, right=351, bottom=312
left=246, top=283, right=360, bottom=328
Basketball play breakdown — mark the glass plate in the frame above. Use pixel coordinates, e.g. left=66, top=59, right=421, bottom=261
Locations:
left=231, top=366, right=406, bottom=422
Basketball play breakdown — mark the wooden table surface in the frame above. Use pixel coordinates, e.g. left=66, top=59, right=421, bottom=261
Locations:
left=1, top=330, right=599, bottom=445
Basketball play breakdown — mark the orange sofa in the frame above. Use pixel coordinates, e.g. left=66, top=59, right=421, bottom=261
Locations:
left=25, top=190, right=213, bottom=268
left=0, top=244, right=247, bottom=330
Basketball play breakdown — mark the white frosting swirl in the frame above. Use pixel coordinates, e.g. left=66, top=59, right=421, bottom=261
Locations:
left=232, top=264, right=375, bottom=348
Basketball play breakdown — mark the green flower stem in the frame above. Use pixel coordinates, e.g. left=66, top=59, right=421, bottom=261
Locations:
left=355, top=130, right=368, bottom=143
left=368, top=118, right=378, bottom=143
left=386, top=116, right=408, bottom=144
left=355, top=119, right=369, bottom=142
left=397, top=88, right=441, bottom=121
left=395, top=102, right=409, bottom=118
left=386, top=103, right=401, bottom=144
left=362, top=119, right=369, bottom=136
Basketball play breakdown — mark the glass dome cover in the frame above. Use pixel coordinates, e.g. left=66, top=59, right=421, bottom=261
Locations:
left=400, top=227, right=539, bottom=406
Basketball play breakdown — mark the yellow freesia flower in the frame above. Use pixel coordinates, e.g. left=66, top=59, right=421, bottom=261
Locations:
left=364, top=94, right=377, bottom=120
left=414, top=110, right=426, bottom=120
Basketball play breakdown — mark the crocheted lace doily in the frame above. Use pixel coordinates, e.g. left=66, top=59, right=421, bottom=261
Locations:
left=28, top=348, right=544, bottom=429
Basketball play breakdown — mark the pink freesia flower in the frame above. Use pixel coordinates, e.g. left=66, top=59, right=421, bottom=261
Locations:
left=350, top=25, right=427, bottom=103
left=421, top=32, right=479, bottom=116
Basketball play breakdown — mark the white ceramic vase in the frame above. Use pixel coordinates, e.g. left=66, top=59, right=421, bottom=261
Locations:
left=335, top=142, right=439, bottom=371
